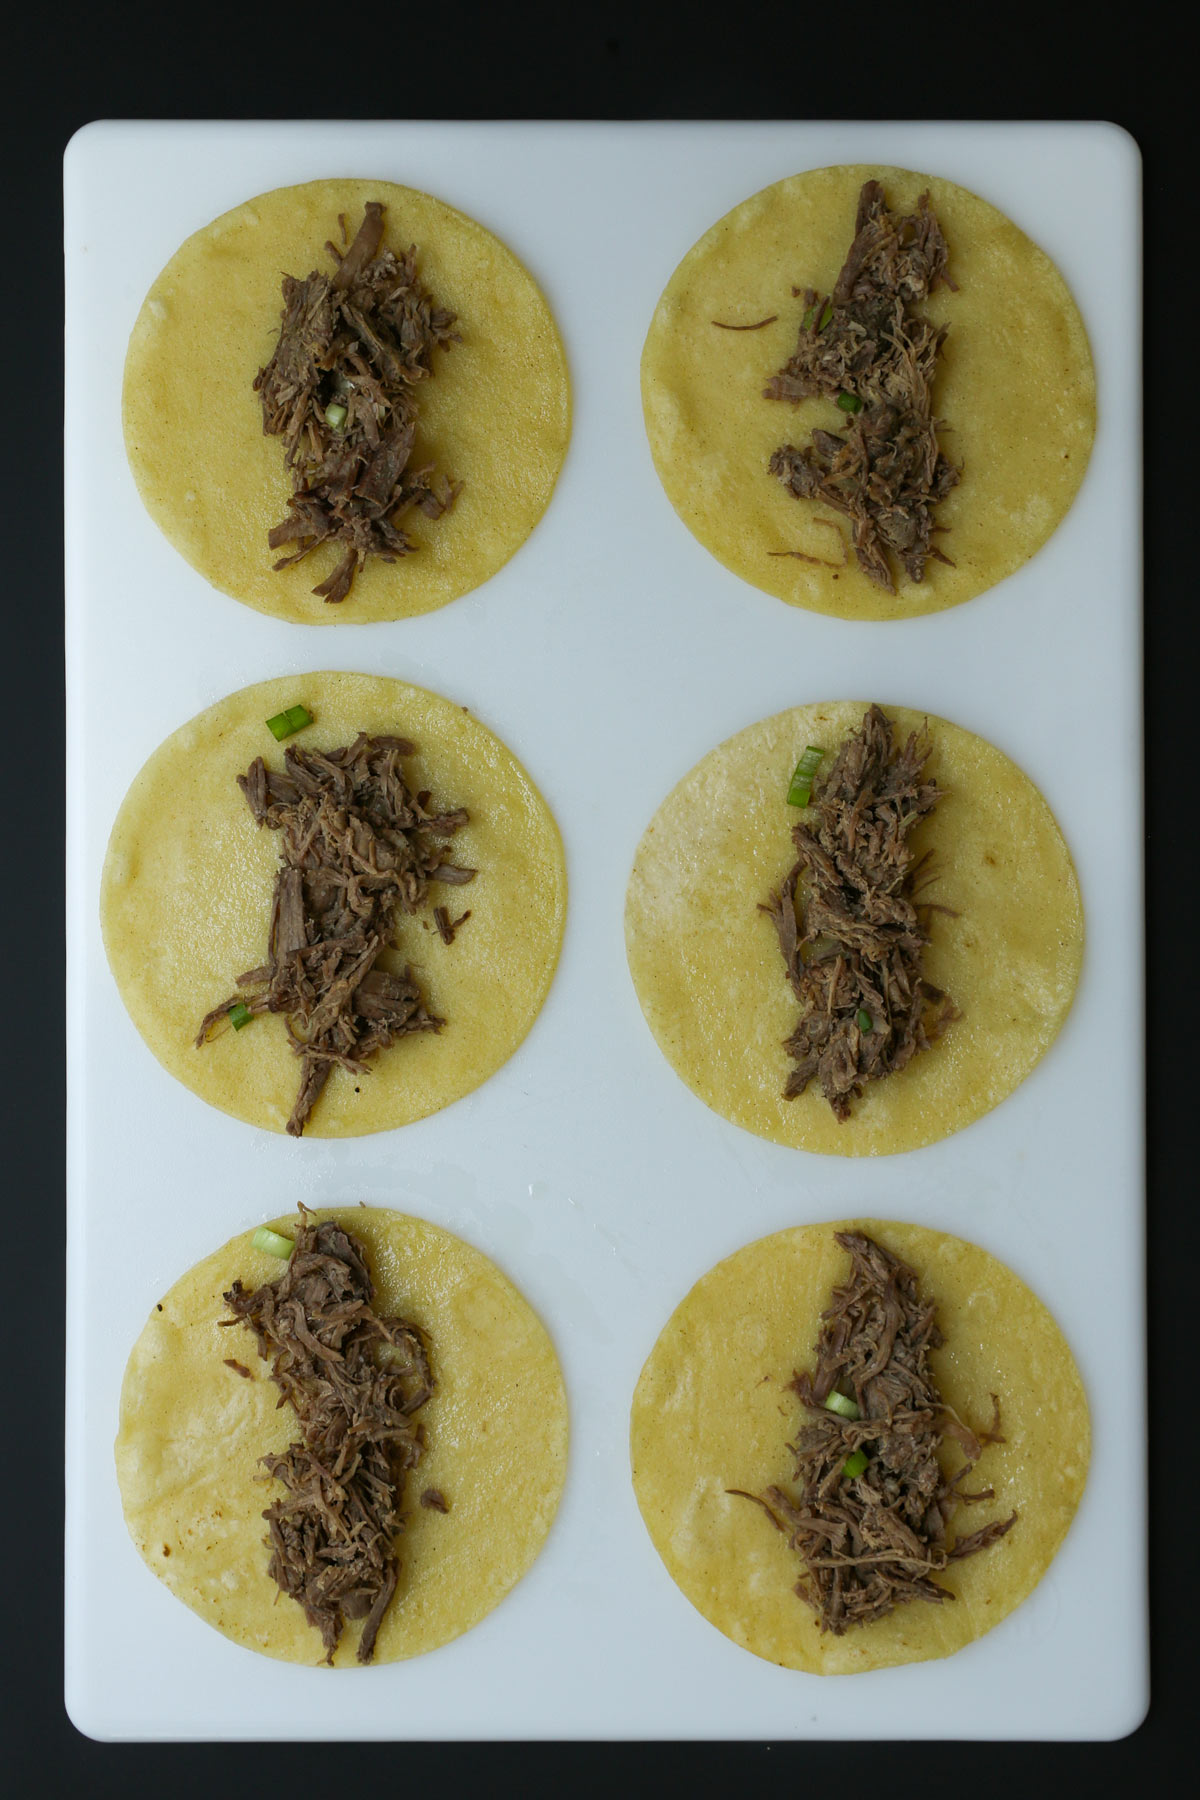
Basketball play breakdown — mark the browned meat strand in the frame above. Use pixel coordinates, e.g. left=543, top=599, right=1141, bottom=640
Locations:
left=255, top=201, right=460, bottom=605
left=196, top=732, right=473, bottom=1136
left=761, top=705, right=956, bottom=1119
left=223, top=1217, right=434, bottom=1663
left=765, top=180, right=960, bottom=592
left=747, top=1231, right=1015, bottom=1635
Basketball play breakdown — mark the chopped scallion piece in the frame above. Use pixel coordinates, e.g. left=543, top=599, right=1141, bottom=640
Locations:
left=824, top=1390, right=860, bottom=1421
left=787, top=745, right=825, bottom=808
left=836, top=391, right=863, bottom=413
left=229, top=1002, right=253, bottom=1031
left=266, top=704, right=313, bottom=742
left=855, top=1008, right=873, bottom=1033
left=252, top=1226, right=294, bottom=1259
left=819, top=300, right=833, bottom=330
left=843, top=1449, right=869, bottom=1480
left=324, top=402, right=348, bottom=430
left=802, top=304, right=817, bottom=330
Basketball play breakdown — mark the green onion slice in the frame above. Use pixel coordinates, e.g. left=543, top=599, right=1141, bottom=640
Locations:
left=266, top=704, right=313, bottom=742
left=229, top=1002, right=253, bottom=1031
left=843, top=1449, right=869, bottom=1480
left=837, top=391, right=863, bottom=413
left=252, top=1226, right=294, bottom=1259
left=802, top=304, right=817, bottom=330
left=824, top=1390, right=860, bottom=1421
left=324, top=401, right=348, bottom=430
left=787, top=745, right=825, bottom=808
left=819, top=300, right=833, bottom=330
left=855, top=1008, right=873, bottom=1033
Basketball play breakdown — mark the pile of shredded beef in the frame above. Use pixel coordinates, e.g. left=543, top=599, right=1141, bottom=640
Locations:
left=747, top=1231, right=1015, bottom=1635
left=197, top=732, right=473, bottom=1136
left=765, top=179, right=960, bottom=592
left=761, top=705, right=956, bottom=1120
left=255, top=201, right=460, bottom=605
left=224, top=1216, right=434, bottom=1663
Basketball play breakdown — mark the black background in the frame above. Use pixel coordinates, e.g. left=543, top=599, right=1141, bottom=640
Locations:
left=6, top=2, right=1188, bottom=1791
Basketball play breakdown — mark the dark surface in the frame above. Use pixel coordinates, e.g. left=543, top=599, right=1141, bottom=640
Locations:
left=5, top=0, right=1188, bottom=1789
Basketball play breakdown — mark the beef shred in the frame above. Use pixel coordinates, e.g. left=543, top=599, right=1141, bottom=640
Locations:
left=196, top=732, right=473, bottom=1136
left=224, top=1216, right=433, bottom=1663
left=761, top=705, right=956, bottom=1119
left=746, top=1231, right=1016, bottom=1635
left=255, top=202, right=460, bottom=605
left=765, top=179, right=960, bottom=592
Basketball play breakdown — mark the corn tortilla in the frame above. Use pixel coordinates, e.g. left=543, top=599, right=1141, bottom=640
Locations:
left=123, top=178, right=570, bottom=623
left=630, top=1219, right=1089, bottom=1674
left=101, top=671, right=567, bottom=1136
left=116, top=1207, right=568, bottom=1665
left=624, top=701, right=1083, bottom=1155
left=641, top=165, right=1095, bottom=620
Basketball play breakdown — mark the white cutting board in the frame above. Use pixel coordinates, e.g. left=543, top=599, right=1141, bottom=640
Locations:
left=64, top=121, right=1143, bottom=1741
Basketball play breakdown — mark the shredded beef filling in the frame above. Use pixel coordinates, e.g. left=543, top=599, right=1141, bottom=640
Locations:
left=765, top=179, right=960, bottom=592
left=745, top=1231, right=1015, bottom=1635
left=196, top=731, right=473, bottom=1136
left=223, top=1217, right=433, bottom=1664
left=761, top=705, right=956, bottom=1120
left=255, top=201, right=460, bottom=605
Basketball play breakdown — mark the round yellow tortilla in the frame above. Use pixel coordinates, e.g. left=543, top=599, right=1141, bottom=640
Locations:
left=123, top=178, right=570, bottom=623
left=116, top=1207, right=568, bottom=1665
left=624, top=701, right=1083, bottom=1156
left=641, top=165, right=1095, bottom=620
left=631, top=1220, right=1089, bottom=1674
left=101, top=671, right=567, bottom=1136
